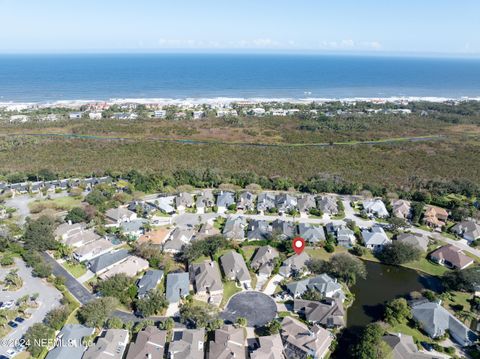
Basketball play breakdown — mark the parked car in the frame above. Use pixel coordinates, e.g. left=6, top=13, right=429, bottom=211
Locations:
left=6, top=349, right=17, bottom=357
left=8, top=321, right=18, bottom=328
left=0, top=355, right=10, bottom=359
left=14, top=317, right=25, bottom=323
left=1, top=300, right=15, bottom=309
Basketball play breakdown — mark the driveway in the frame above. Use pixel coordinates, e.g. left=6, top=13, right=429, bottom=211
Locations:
left=222, top=291, right=277, bottom=327
left=0, top=258, right=62, bottom=357
left=42, top=253, right=94, bottom=305
left=262, top=274, right=283, bottom=296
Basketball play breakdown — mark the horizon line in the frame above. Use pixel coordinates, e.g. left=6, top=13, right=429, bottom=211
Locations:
left=0, top=49, right=479, bottom=59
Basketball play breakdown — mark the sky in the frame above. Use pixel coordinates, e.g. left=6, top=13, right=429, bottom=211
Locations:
left=1, top=0, right=479, bottom=56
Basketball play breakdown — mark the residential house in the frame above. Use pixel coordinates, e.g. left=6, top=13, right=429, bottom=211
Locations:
left=294, top=298, right=345, bottom=328
left=120, top=218, right=148, bottom=238
left=251, top=108, right=266, bottom=116
left=99, top=255, right=149, bottom=280
left=392, top=199, right=412, bottom=220
left=423, top=205, right=449, bottom=230
left=362, top=226, right=391, bottom=251
left=137, top=270, right=164, bottom=298
left=190, top=261, right=223, bottom=305
left=9, top=182, right=29, bottom=194
left=247, top=220, right=271, bottom=241
left=275, top=193, right=298, bottom=214
left=297, top=223, right=325, bottom=243
left=69, top=112, right=83, bottom=120
left=208, top=325, right=246, bottom=359
left=222, top=216, right=247, bottom=240
left=193, top=110, right=205, bottom=119
left=73, top=238, right=114, bottom=262
left=163, top=227, right=195, bottom=253
left=279, top=252, right=310, bottom=278
left=166, top=272, right=190, bottom=303
left=105, top=207, right=137, bottom=225
left=382, top=333, right=438, bottom=359
left=125, top=326, right=167, bottom=359
left=63, top=228, right=100, bottom=248
left=148, top=196, right=176, bottom=215
left=396, top=233, right=429, bottom=252
left=250, top=334, right=285, bottom=359
left=336, top=227, right=356, bottom=248
left=216, top=191, right=235, bottom=213
left=316, top=196, right=338, bottom=215
left=195, top=221, right=221, bottom=241
left=429, top=245, right=474, bottom=270
left=195, top=190, right=215, bottom=214
left=412, top=301, right=478, bottom=346
left=45, top=324, right=94, bottom=359
left=54, top=221, right=86, bottom=241
left=112, top=112, right=138, bottom=120
left=168, top=329, right=205, bottom=359
left=83, top=329, right=129, bottom=359
left=153, top=110, right=167, bottom=119
left=280, top=316, right=333, bottom=359
left=175, top=192, right=195, bottom=212
left=285, top=274, right=345, bottom=302
left=297, top=195, right=316, bottom=216
left=257, top=192, right=276, bottom=214
left=30, top=181, right=43, bottom=193
left=87, top=249, right=130, bottom=275
left=9, top=114, right=29, bottom=123
left=271, top=219, right=296, bottom=240
left=238, top=191, right=256, bottom=211
left=362, top=199, right=389, bottom=218
left=220, top=251, right=252, bottom=288
left=127, top=200, right=157, bottom=217
left=451, top=220, right=480, bottom=243
left=89, top=112, right=103, bottom=120
left=250, top=246, right=279, bottom=279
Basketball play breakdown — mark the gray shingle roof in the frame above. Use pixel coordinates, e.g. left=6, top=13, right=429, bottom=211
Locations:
left=137, top=270, right=164, bottom=297
left=412, top=301, right=478, bottom=346
left=88, top=249, right=130, bottom=274
left=46, top=324, right=94, bottom=359
left=166, top=272, right=190, bottom=303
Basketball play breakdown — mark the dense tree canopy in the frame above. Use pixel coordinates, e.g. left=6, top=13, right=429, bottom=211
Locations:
left=377, top=241, right=422, bottom=265
left=23, top=215, right=58, bottom=251
left=77, top=297, right=118, bottom=328
left=95, top=274, right=136, bottom=306
left=352, top=323, right=390, bottom=359
left=135, top=290, right=168, bottom=317
left=442, top=267, right=480, bottom=292
left=384, top=298, right=412, bottom=325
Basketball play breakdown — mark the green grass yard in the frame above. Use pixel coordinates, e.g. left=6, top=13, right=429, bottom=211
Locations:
left=221, top=281, right=242, bottom=308
left=63, top=261, right=87, bottom=278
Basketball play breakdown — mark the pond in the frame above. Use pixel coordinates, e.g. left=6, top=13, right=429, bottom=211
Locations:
left=347, top=260, right=442, bottom=328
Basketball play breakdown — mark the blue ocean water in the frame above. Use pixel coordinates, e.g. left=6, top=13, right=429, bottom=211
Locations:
left=0, top=53, right=479, bottom=102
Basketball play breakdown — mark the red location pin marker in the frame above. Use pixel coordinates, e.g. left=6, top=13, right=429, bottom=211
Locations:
left=292, top=237, right=305, bottom=255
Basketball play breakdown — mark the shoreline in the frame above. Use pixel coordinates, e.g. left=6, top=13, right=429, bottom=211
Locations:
left=1, top=95, right=480, bottom=110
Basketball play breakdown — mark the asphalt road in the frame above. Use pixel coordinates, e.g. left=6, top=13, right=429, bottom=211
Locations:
left=42, top=253, right=94, bottom=305
left=222, top=291, right=277, bottom=327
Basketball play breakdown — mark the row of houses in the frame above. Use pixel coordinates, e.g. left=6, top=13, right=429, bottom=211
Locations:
left=174, top=190, right=340, bottom=216
left=46, top=316, right=335, bottom=359
left=0, top=176, right=112, bottom=195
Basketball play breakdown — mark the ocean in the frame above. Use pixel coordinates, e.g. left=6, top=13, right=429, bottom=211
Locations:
left=0, top=53, right=480, bottom=102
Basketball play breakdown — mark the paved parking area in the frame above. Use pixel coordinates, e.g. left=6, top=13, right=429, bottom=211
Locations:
left=0, top=258, right=62, bottom=357
left=221, top=291, right=277, bottom=327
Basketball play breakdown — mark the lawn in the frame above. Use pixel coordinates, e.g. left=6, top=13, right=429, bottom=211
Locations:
left=242, top=245, right=259, bottom=263
left=221, top=281, right=242, bottom=307
left=402, top=258, right=449, bottom=277
left=442, top=291, right=473, bottom=313
left=63, top=261, right=87, bottom=278
left=29, top=195, right=82, bottom=214
left=388, top=322, right=434, bottom=344
left=306, top=246, right=348, bottom=261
